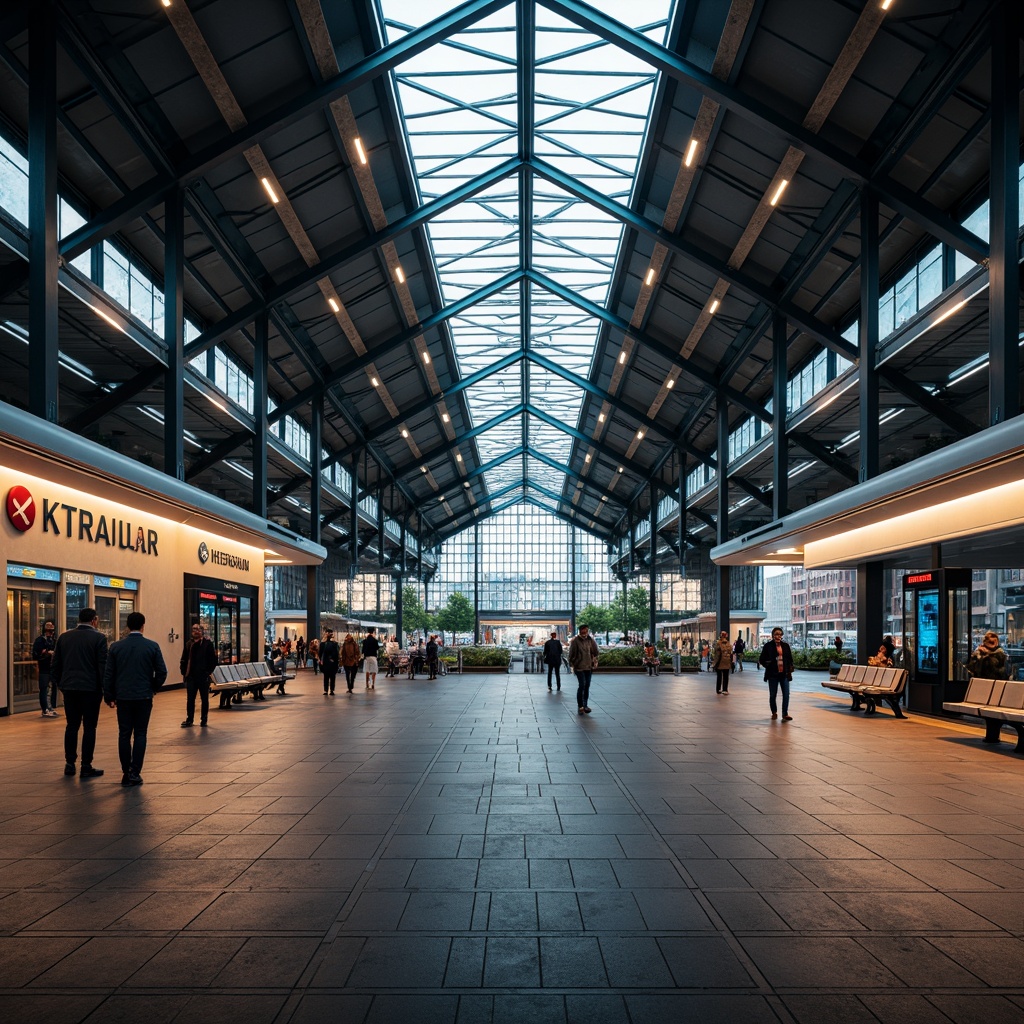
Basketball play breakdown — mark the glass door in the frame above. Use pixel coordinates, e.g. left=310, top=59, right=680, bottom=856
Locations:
left=7, top=582, right=58, bottom=713
left=95, top=590, right=135, bottom=642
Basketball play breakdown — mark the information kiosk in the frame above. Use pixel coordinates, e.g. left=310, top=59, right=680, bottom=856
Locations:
left=902, top=569, right=972, bottom=714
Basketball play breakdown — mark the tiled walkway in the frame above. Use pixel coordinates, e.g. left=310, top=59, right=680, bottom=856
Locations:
left=3, top=667, right=1024, bottom=1023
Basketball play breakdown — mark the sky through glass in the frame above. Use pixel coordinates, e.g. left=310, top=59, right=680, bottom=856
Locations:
left=379, top=0, right=671, bottom=514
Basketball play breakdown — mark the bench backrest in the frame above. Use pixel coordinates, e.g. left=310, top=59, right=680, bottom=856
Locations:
left=211, top=665, right=231, bottom=683
left=999, top=680, right=1024, bottom=709
left=964, top=677, right=996, bottom=704
left=836, top=664, right=855, bottom=682
left=255, top=662, right=271, bottom=677
left=849, top=665, right=867, bottom=684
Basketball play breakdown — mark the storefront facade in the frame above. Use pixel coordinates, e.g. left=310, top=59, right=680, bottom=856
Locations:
left=1, top=418, right=325, bottom=716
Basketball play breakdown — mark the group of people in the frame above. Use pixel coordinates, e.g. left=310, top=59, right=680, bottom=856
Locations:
left=317, top=627, right=381, bottom=694
left=38, top=608, right=169, bottom=785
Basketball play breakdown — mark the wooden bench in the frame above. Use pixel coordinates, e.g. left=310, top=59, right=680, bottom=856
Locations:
left=821, top=663, right=909, bottom=718
left=942, top=677, right=1024, bottom=752
left=210, top=662, right=292, bottom=707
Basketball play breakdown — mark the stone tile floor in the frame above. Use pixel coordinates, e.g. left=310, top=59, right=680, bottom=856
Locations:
left=2, top=667, right=1024, bottom=1023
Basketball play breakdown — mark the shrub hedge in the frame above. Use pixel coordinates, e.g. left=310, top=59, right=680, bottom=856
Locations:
left=458, top=646, right=511, bottom=667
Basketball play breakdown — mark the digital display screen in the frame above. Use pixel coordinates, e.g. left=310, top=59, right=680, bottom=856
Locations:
left=917, top=588, right=939, bottom=673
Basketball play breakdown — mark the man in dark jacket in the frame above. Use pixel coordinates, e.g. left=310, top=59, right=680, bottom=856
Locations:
left=33, top=620, right=58, bottom=717
left=426, top=635, right=439, bottom=680
left=104, top=612, right=168, bottom=786
left=759, top=627, right=795, bottom=721
left=543, top=632, right=563, bottom=691
left=319, top=630, right=340, bottom=695
left=180, top=623, right=217, bottom=726
left=51, top=608, right=108, bottom=777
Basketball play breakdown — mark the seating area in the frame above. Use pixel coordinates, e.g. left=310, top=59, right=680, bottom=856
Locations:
left=209, top=661, right=292, bottom=706
left=821, top=663, right=909, bottom=718
left=943, top=677, right=1024, bottom=752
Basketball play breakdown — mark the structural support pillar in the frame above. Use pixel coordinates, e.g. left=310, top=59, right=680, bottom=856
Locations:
left=648, top=482, right=657, bottom=644
left=715, top=396, right=730, bottom=636
left=859, top=188, right=880, bottom=482
left=306, top=394, right=322, bottom=647
left=252, top=314, right=269, bottom=517
left=473, top=523, right=481, bottom=643
left=569, top=526, right=577, bottom=635
left=856, top=562, right=884, bottom=666
left=28, top=0, right=59, bottom=423
left=163, top=188, right=185, bottom=479
left=988, top=0, right=1020, bottom=424
left=772, top=311, right=788, bottom=519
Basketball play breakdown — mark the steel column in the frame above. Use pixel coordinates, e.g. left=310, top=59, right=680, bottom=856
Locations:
left=715, top=396, right=730, bottom=637
left=858, top=189, right=880, bottom=482
left=856, top=562, right=884, bottom=669
left=163, top=188, right=185, bottom=479
left=648, top=482, right=657, bottom=644
left=252, top=314, right=269, bottom=516
left=772, top=310, right=789, bottom=518
left=988, top=0, right=1020, bottom=424
left=28, top=0, right=58, bottom=423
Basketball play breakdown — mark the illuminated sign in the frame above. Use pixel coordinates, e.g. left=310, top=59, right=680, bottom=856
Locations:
left=198, top=541, right=249, bottom=573
left=905, top=573, right=934, bottom=585
left=7, top=564, right=61, bottom=582
left=94, top=575, right=138, bottom=591
left=5, top=485, right=159, bottom=555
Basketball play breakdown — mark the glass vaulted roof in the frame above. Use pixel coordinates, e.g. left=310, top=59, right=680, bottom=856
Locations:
left=379, top=0, right=671, bottom=508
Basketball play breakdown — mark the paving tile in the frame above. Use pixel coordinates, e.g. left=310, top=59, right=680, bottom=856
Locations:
left=740, top=936, right=903, bottom=989
left=482, top=937, right=540, bottom=987
left=348, top=936, right=452, bottom=988
left=598, top=937, right=673, bottom=987
left=830, top=891, right=1001, bottom=932
left=658, top=936, right=757, bottom=988
left=927, top=936, right=1024, bottom=986
left=540, top=936, right=607, bottom=987
left=0, top=936, right=85, bottom=987
left=401, top=892, right=475, bottom=932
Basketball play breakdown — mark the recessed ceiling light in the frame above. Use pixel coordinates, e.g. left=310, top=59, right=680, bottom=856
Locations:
left=260, top=177, right=280, bottom=204
left=644, top=268, right=655, bottom=286
left=769, top=179, right=788, bottom=207
left=463, top=481, right=470, bottom=488
left=666, top=378, right=675, bottom=390
left=684, top=138, right=698, bottom=167
left=584, top=453, right=591, bottom=463
left=636, top=430, right=644, bottom=439
left=456, top=453, right=463, bottom=462
left=395, top=266, right=405, bottom=284
left=353, top=138, right=367, bottom=165
left=328, top=297, right=339, bottom=313
left=441, top=412, right=450, bottom=423
left=617, top=466, right=624, bottom=474
left=422, top=350, right=430, bottom=364
left=618, top=351, right=627, bottom=365
left=420, top=466, right=427, bottom=473
left=708, top=299, right=720, bottom=315
left=371, top=376, right=380, bottom=387
left=598, top=413, right=605, bottom=423
left=400, top=428, right=409, bottom=438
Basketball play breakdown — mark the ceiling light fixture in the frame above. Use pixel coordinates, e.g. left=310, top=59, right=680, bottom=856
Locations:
left=598, top=413, right=605, bottom=422
left=463, top=481, right=470, bottom=488
left=353, top=138, right=367, bottom=165
left=371, top=376, right=380, bottom=387
left=420, top=466, right=427, bottom=473
left=585, top=453, right=591, bottom=463
left=400, top=428, right=409, bottom=438
left=328, top=297, right=340, bottom=313
left=617, top=466, right=624, bottom=474
left=161, top=0, right=171, bottom=6
left=456, top=453, right=463, bottom=462
left=708, top=299, right=720, bottom=315
left=880, top=0, right=894, bottom=8
left=422, top=350, right=430, bottom=364
left=394, top=266, right=405, bottom=284
left=441, top=412, right=450, bottom=423
left=636, top=430, right=644, bottom=439
left=684, top=138, right=698, bottom=167
left=600, top=495, right=607, bottom=502
left=618, top=350, right=627, bottom=364
left=666, top=378, right=675, bottom=389
left=644, top=268, right=655, bottom=286
left=769, top=179, right=789, bottom=207
left=260, top=177, right=280, bottom=204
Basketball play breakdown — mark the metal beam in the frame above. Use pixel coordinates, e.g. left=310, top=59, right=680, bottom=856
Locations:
left=164, top=188, right=185, bottom=480
left=877, top=367, right=978, bottom=439
left=789, top=430, right=858, bottom=482
left=859, top=188, right=880, bottom=482
left=537, top=0, right=988, bottom=263
left=58, top=0, right=515, bottom=264
left=528, top=269, right=768, bottom=423
left=531, top=156, right=855, bottom=362
left=61, top=366, right=164, bottom=433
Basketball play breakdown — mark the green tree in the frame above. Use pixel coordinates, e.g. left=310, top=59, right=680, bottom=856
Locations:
left=577, top=602, right=609, bottom=640
left=607, top=586, right=650, bottom=638
left=435, top=591, right=475, bottom=644
left=402, top=584, right=433, bottom=639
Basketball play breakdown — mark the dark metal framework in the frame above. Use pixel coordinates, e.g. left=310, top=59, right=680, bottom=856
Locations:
left=0, top=0, right=1020, bottom=594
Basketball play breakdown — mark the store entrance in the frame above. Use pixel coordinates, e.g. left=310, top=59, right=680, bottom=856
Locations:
left=95, top=589, right=135, bottom=644
left=7, top=579, right=58, bottom=714
left=184, top=575, right=257, bottom=665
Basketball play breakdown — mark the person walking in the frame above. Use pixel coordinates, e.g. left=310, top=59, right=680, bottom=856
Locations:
left=180, top=623, right=217, bottom=726
left=103, top=612, right=167, bottom=786
left=712, top=630, right=733, bottom=694
left=362, top=628, right=380, bottom=689
left=308, top=637, right=319, bottom=673
left=296, top=636, right=306, bottom=670
left=543, top=631, right=563, bottom=691
left=320, top=630, right=340, bottom=695
left=51, top=608, right=108, bottom=778
left=33, top=619, right=58, bottom=717
left=569, top=623, right=599, bottom=715
left=759, top=626, right=795, bottom=721
left=426, top=635, right=440, bottom=679
left=340, top=632, right=360, bottom=693
left=733, top=633, right=746, bottom=672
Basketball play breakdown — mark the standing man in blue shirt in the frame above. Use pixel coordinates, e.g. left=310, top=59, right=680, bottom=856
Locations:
left=104, top=612, right=168, bottom=786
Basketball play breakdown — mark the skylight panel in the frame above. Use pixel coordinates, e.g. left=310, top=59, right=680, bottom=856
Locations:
left=381, top=0, right=670, bottom=516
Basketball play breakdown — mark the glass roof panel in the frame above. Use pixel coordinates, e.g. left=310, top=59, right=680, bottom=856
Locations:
left=380, top=0, right=671, bottom=521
